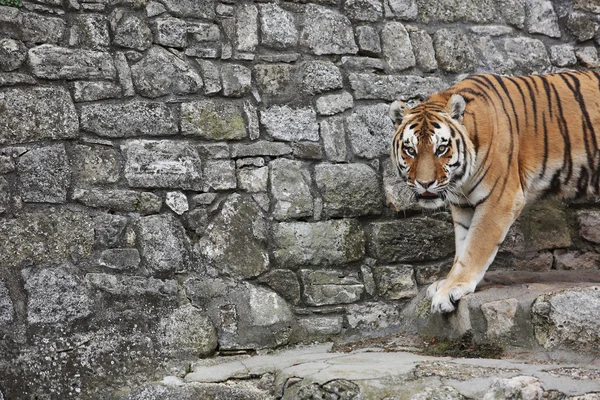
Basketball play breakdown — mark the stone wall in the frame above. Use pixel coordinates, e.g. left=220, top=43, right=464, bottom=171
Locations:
left=2, top=0, right=600, bottom=398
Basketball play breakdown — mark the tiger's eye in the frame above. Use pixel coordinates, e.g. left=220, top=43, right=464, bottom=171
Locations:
left=405, top=147, right=416, bottom=157
left=436, top=145, right=447, bottom=156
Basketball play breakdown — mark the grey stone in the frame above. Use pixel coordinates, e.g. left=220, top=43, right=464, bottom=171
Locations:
left=349, top=73, right=446, bottom=101
left=198, top=60, right=221, bottom=95
left=28, top=44, right=116, bottom=80
left=480, top=298, right=518, bottom=340
left=244, top=101, right=260, bottom=140
left=197, top=143, right=229, bottom=159
left=386, top=0, right=419, bottom=20
left=73, top=81, right=121, bottom=102
left=412, top=387, right=467, bottom=400
left=416, top=0, right=498, bottom=23
left=360, top=264, right=377, bottom=296
left=221, top=64, right=251, bottom=97
left=502, top=37, right=550, bottom=74
left=0, top=177, right=8, bottom=214
left=270, top=158, right=313, bottom=220
left=549, top=44, right=577, bottom=67
left=115, top=51, right=135, bottom=97
left=575, top=0, right=600, bottom=13
left=120, top=382, right=269, bottom=400
left=136, top=214, right=190, bottom=275
left=153, top=16, right=187, bottom=48
left=292, top=142, right=324, bottom=160
left=69, top=14, right=110, bottom=50
left=482, top=376, right=544, bottom=400
left=98, top=248, right=141, bottom=271
left=72, top=144, right=120, bottom=184
left=181, top=100, right=246, bottom=140
left=17, top=144, right=70, bottom=204
left=257, top=269, right=301, bottom=306
left=261, top=106, right=319, bottom=142
left=131, top=46, right=203, bottom=98
left=297, top=315, right=343, bottom=336
left=122, top=140, right=202, bottom=190
left=197, top=194, right=269, bottom=279
left=355, top=26, right=381, bottom=55
left=159, top=305, right=218, bottom=357
left=237, top=167, right=269, bottom=193
left=146, top=1, right=167, bottom=17
left=346, top=302, right=402, bottom=330
left=372, top=265, right=417, bottom=300
left=272, top=219, right=365, bottom=268
left=316, top=92, right=354, bottom=117
left=94, top=214, right=129, bottom=249
left=554, top=250, right=600, bottom=270
left=476, top=37, right=514, bottom=74
left=18, top=11, right=66, bottom=44
left=188, top=22, right=221, bottom=42
left=315, top=163, right=382, bottom=217
left=433, top=29, right=477, bottom=72
left=236, top=158, right=264, bottom=168
left=0, top=38, right=26, bottom=71
left=159, top=0, right=214, bottom=18
left=165, top=191, right=189, bottom=215
left=23, top=265, right=93, bottom=325
left=259, top=4, right=298, bottom=48
left=345, top=104, right=395, bottom=159
left=498, top=0, right=526, bottom=27
left=470, top=25, right=514, bottom=36
left=184, top=208, right=208, bottom=235
left=320, top=117, right=348, bottom=162
left=235, top=3, right=258, bottom=52
left=191, top=193, right=218, bottom=207
left=0, top=282, right=14, bottom=325
left=410, top=29, right=437, bottom=72
left=300, top=4, right=358, bottom=55
left=85, top=273, right=178, bottom=298
left=414, top=261, right=452, bottom=285
left=578, top=211, right=600, bottom=243
left=217, top=3, right=234, bottom=16
left=231, top=141, right=292, bottom=158
left=298, top=60, right=343, bottom=95
left=81, top=101, right=177, bottom=138
left=575, top=47, right=600, bottom=68
left=344, top=0, right=383, bottom=21
left=0, top=73, right=37, bottom=86
left=203, top=160, right=237, bottom=191
left=0, top=156, right=14, bottom=174
left=526, top=0, right=561, bottom=38
left=381, top=22, right=415, bottom=72
left=567, top=12, right=597, bottom=42
left=253, top=63, right=294, bottom=96
left=257, top=52, right=300, bottom=63
left=300, top=269, right=364, bottom=306
left=73, top=188, right=162, bottom=214
left=370, top=216, right=454, bottom=262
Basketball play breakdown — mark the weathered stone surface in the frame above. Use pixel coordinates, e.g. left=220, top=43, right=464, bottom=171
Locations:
left=272, top=219, right=365, bottom=268
left=221, top=64, right=251, bottom=97
left=81, top=101, right=177, bottom=138
left=136, top=214, right=190, bottom=275
left=159, top=305, right=218, bottom=357
left=292, top=142, right=323, bottom=160
left=482, top=376, right=544, bottom=400
left=549, top=44, right=577, bottom=67
left=17, top=144, right=70, bottom=204
left=72, top=144, right=120, bottom=184
left=480, top=298, right=519, bottom=340
left=301, top=269, right=364, bottom=306
left=341, top=56, right=386, bottom=71
left=567, top=12, right=597, bottom=42
left=23, top=265, right=93, bottom=324
left=1, top=87, right=78, bottom=146
left=73, top=81, right=121, bottom=102
left=181, top=100, right=246, bottom=140
left=154, top=16, right=187, bottom=48
left=253, top=63, right=294, bottom=97
left=115, top=51, right=135, bottom=97
left=94, top=214, right=129, bottom=249
left=298, top=60, right=343, bottom=95
left=98, top=248, right=141, bottom=271
left=120, top=382, right=269, bottom=400
left=73, top=189, right=162, bottom=214
left=416, top=0, right=498, bottom=23
left=236, top=3, right=258, bottom=52
left=344, top=0, right=383, bottom=21
left=15, top=12, right=66, bottom=44
left=386, top=0, right=419, bottom=20
left=0, top=38, right=26, bottom=71
left=258, top=269, right=301, bottom=306
left=502, top=37, right=550, bottom=74
left=198, top=60, right=221, bottom=95
left=345, top=104, right=395, bottom=159
left=69, top=14, right=110, bottom=50
left=346, top=302, right=402, bottom=330
left=158, top=0, right=214, bottom=18
left=299, top=4, right=358, bottom=55
left=356, top=25, right=381, bottom=55
left=131, top=46, right=202, bottom=98
left=29, top=44, right=116, bottom=80
left=578, top=210, right=600, bottom=244
left=414, top=261, right=452, bottom=285
left=0, top=177, right=9, bottom=214
left=231, top=141, right=292, bottom=158
left=85, top=273, right=178, bottom=298
left=261, top=106, right=319, bottom=142
left=349, top=73, right=446, bottom=101
left=0, top=282, right=13, bottom=325
left=515, top=202, right=571, bottom=251
left=315, top=163, right=382, bottom=217
left=270, top=158, right=313, bottom=220
left=381, top=22, right=415, bottom=72
left=259, top=4, right=298, bottom=48
left=526, top=0, right=561, bottom=38
left=410, top=29, right=437, bottom=72
left=203, top=160, right=236, bottom=191
left=198, top=194, right=269, bottom=279
left=576, top=46, right=600, bottom=68
left=188, top=21, right=220, bottom=42
left=433, top=29, right=477, bottom=72
left=0, top=72, right=36, bottom=86
left=372, top=265, right=418, bottom=300
left=110, top=9, right=152, bottom=50
left=122, top=140, right=202, bottom=190
left=320, top=117, right=348, bottom=162
left=197, top=143, right=229, bottom=159
left=297, top=315, right=343, bottom=337
left=370, top=216, right=454, bottom=262
left=165, top=191, right=189, bottom=215
left=554, top=250, right=600, bottom=270
left=237, top=167, right=268, bottom=193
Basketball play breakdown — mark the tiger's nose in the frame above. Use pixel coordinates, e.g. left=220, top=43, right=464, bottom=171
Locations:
left=417, top=180, right=435, bottom=189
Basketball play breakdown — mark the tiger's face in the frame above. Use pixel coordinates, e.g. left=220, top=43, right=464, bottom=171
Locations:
left=390, top=95, right=472, bottom=209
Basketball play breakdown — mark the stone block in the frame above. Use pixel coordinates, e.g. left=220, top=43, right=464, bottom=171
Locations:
left=0, top=282, right=13, bottom=325
left=433, top=29, right=477, bottom=72
left=355, top=26, right=381, bottom=55
left=292, top=142, right=324, bottom=160
left=567, top=12, right=597, bottom=42
left=345, top=104, right=394, bottom=159
left=410, top=29, right=437, bottom=72
left=257, top=269, right=301, bottom=306
left=381, top=22, right=415, bottom=72
left=69, top=14, right=110, bottom=50
left=0, top=86, right=78, bottom=145
left=348, top=73, right=446, bottom=101
left=110, top=9, right=152, bottom=50
left=386, top=0, right=418, bottom=19
left=481, top=298, right=518, bottom=340
left=526, top=0, right=561, bottom=38
left=85, top=273, right=178, bottom=298
left=231, top=141, right=292, bottom=157
left=203, top=160, right=237, bottom=191
left=578, top=210, right=600, bottom=244
left=29, top=44, right=116, bottom=80
left=237, top=167, right=268, bottom=193
left=549, top=44, right=577, bottom=67
left=270, top=158, right=313, bottom=220
left=502, top=37, right=550, bottom=74
left=254, top=63, right=294, bottom=96
left=261, top=106, right=319, bottom=142
left=554, top=250, right=600, bottom=270
left=299, top=4, right=358, bottom=55
left=221, top=64, right=251, bottom=97
left=154, top=16, right=187, bottom=48
left=160, top=0, right=215, bottom=18
left=0, top=177, right=8, bottom=214
left=73, top=81, right=121, bottom=102
left=415, top=261, right=452, bottom=285
left=235, top=3, right=258, bottom=52
left=576, top=47, right=600, bottom=68
left=272, top=219, right=365, bottom=268
left=298, top=60, right=343, bottom=95
left=19, top=12, right=66, bottom=44
left=196, top=143, right=230, bottom=159
left=259, top=4, right=298, bottom=48
left=94, top=214, right=129, bottom=249
left=122, top=140, right=202, bottom=190
left=372, top=265, right=418, bottom=300
left=416, top=0, right=499, bottom=24
left=181, top=100, right=246, bottom=140
left=115, top=51, right=135, bottom=97
left=136, top=214, right=190, bottom=275
left=71, top=144, right=121, bottom=184
left=80, top=101, right=177, bottom=138
left=300, top=269, right=364, bottom=306
left=315, top=163, right=382, bottom=217
left=17, top=144, right=70, bottom=204
left=297, top=315, right=343, bottom=336
left=0, top=38, right=26, bottom=71
left=98, top=248, right=141, bottom=271
left=346, top=302, right=403, bottom=330
left=159, top=304, right=218, bottom=357
left=198, top=60, right=221, bottom=95
left=73, top=189, right=162, bottom=214
left=188, top=22, right=220, bottom=42
left=165, top=191, right=189, bottom=215
left=320, top=117, right=348, bottom=162
left=344, top=0, right=383, bottom=21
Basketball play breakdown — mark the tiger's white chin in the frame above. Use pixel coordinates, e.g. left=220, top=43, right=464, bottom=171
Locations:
left=417, top=197, right=446, bottom=209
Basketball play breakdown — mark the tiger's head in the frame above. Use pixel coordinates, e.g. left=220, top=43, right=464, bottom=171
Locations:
left=389, top=94, right=474, bottom=209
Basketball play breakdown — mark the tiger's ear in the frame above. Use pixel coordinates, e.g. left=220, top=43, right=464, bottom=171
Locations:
left=446, top=94, right=466, bottom=123
left=388, top=100, right=406, bottom=128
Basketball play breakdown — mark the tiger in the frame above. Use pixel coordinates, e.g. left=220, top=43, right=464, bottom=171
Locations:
left=389, top=70, right=600, bottom=313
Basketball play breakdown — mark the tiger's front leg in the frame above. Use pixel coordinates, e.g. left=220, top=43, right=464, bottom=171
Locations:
left=427, top=187, right=525, bottom=313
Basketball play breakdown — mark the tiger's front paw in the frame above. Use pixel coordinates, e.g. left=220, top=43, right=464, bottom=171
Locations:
left=428, top=281, right=476, bottom=313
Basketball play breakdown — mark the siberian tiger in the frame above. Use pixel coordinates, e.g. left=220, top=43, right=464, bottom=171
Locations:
left=389, top=71, right=600, bottom=313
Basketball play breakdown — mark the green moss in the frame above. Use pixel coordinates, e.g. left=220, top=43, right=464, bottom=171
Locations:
left=0, top=0, right=22, bottom=7
left=185, top=108, right=246, bottom=140
left=421, top=332, right=504, bottom=359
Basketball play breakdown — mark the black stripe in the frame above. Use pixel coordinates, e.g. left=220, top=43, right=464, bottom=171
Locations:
left=467, top=163, right=492, bottom=195
left=455, top=221, right=470, bottom=230
left=515, top=76, right=538, bottom=135
left=504, top=76, right=525, bottom=133
left=576, top=167, right=590, bottom=198
left=550, top=84, right=573, bottom=182
left=537, top=75, right=554, bottom=120
left=563, top=72, right=597, bottom=162
left=473, top=176, right=500, bottom=207
left=539, top=111, right=549, bottom=179
left=543, top=170, right=562, bottom=198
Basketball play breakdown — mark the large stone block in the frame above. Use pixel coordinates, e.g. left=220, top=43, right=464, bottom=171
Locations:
left=346, top=302, right=403, bottom=330
left=259, top=4, right=298, bottom=48
left=320, top=117, right=348, bottom=162
left=231, top=141, right=292, bottom=158
left=577, top=210, right=600, bottom=244
left=300, top=269, right=364, bottom=306
left=315, top=163, right=382, bottom=217
left=85, top=273, right=178, bottom=300
left=73, top=81, right=122, bottom=102
left=526, top=0, right=561, bottom=38
left=381, top=22, right=415, bottom=72
left=69, top=14, right=110, bottom=50
left=502, top=37, right=550, bottom=74
left=260, top=106, right=319, bottom=142
left=0, top=282, right=14, bottom=325
left=28, top=45, right=116, bottom=80
left=17, top=144, right=70, bottom=204
left=159, top=304, right=218, bottom=358
left=372, top=265, right=418, bottom=300
left=270, top=158, right=313, bottom=221
left=0, top=87, right=78, bottom=145
left=299, top=4, right=358, bottom=55
left=11, top=11, right=66, bottom=44
left=257, top=269, right=301, bottom=306
left=348, top=73, right=446, bottom=101
left=235, top=3, right=258, bottom=52
left=386, top=0, right=419, bottom=19
left=0, top=38, right=27, bottom=71
left=410, top=29, right=438, bottom=72
left=221, top=64, right=251, bottom=97
left=110, top=9, right=152, bottom=51
left=369, top=216, right=454, bottom=262
left=416, top=0, right=499, bottom=23
left=272, top=219, right=365, bottom=268
left=355, top=26, right=381, bottom=56
left=203, top=160, right=237, bottom=191
left=345, top=104, right=395, bottom=159
left=159, top=0, right=215, bottom=18
left=153, top=17, right=188, bottom=48
left=72, top=189, right=162, bottom=215
left=344, top=0, right=383, bottom=21
left=122, top=140, right=202, bottom=190
left=80, top=101, right=177, bottom=138
left=298, top=60, right=343, bottom=95
left=181, top=100, right=247, bottom=140
left=433, top=29, right=477, bottom=72
left=71, top=144, right=121, bottom=184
